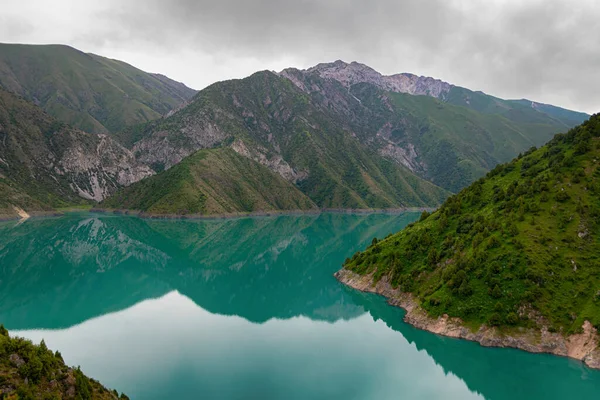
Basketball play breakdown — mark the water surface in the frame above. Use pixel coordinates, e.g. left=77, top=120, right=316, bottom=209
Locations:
left=0, top=213, right=598, bottom=399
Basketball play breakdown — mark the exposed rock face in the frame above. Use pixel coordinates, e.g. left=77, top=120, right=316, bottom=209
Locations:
left=0, top=87, right=154, bottom=205
left=59, top=135, right=154, bottom=201
left=132, top=114, right=231, bottom=170
left=230, top=139, right=308, bottom=183
left=335, top=269, right=600, bottom=370
left=301, top=60, right=453, bottom=98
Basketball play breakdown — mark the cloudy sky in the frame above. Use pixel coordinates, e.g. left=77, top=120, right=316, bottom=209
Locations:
left=1, top=0, right=598, bottom=113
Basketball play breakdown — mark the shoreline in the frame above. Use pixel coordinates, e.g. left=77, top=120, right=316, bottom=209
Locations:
left=89, top=207, right=433, bottom=220
left=334, top=268, right=600, bottom=370
left=0, top=210, right=63, bottom=222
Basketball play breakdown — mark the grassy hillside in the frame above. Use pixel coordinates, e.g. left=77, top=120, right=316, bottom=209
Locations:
left=0, top=43, right=196, bottom=133
left=444, top=86, right=589, bottom=126
left=506, top=99, right=590, bottom=127
left=344, top=114, right=600, bottom=334
left=101, top=148, right=318, bottom=215
left=0, top=326, right=126, bottom=399
left=116, top=71, right=450, bottom=209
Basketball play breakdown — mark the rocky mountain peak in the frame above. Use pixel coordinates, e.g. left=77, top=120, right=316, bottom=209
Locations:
left=290, top=60, right=453, bottom=99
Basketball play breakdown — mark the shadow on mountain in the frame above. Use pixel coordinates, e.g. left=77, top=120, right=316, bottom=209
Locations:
left=0, top=212, right=416, bottom=329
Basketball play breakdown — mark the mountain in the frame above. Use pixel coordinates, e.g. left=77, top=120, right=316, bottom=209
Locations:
left=0, top=87, right=152, bottom=218
left=100, top=147, right=317, bottom=215
left=112, top=70, right=449, bottom=209
left=338, top=115, right=600, bottom=368
left=0, top=43, right=196, bottom=133
left=280, top=61, right=589, bottom=192
left=111, top=59, right=586, bottom=208
left=0, top=327, right=126, bottom=399
left=304, top=60, right=589, bottom=125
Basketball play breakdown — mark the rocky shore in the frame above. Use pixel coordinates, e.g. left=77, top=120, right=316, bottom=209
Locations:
left=334, top=268, right=600, bottom=370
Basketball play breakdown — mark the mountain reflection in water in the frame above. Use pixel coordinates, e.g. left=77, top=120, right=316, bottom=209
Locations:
left=1, top=213, right=599, bottom=400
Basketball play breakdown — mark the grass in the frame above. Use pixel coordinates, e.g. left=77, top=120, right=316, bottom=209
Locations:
left=100, top=147, right=318, bottom=215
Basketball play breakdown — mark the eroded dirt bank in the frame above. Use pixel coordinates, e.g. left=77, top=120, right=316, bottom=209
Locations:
left=335, top=268, right=600, bottom=369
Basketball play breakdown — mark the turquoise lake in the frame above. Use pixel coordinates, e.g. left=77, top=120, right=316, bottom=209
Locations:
left=0, top=212, right=599, bottom=399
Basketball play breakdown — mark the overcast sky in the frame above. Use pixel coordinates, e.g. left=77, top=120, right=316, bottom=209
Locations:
left=1, top=0, right=598, bottom=113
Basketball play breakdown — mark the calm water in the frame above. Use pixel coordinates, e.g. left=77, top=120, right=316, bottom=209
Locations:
left=0, top=213, right=599, bottom=399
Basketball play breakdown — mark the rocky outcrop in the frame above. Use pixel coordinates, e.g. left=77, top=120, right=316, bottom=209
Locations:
left=230, top=139, right=308, bottom=183
left=335, top=269, right=600, bottom=369
left=60, top=134, right=153, bottom=201
left=132, top=114, right=231, bottom=170
left=301, top=60, right=452, bottom=99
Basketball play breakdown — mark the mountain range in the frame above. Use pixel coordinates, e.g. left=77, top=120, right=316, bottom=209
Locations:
left=0, top=43, right=591, bottom=217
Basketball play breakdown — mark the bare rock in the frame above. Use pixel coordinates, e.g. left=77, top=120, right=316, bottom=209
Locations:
left=9, top=353, right=25, bottom=368
left=334, top=269, right=600, bottom=370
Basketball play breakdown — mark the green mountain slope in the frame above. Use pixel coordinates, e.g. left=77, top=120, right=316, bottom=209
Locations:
left=508, top=99, right=590, bottom=127
left=0, top=326, right=126, bottom=399
left=442, top=86, right=588, bottom=126
left=342, top=115, right=600, bottom=335
left=0, top=88, right=152, bottom=216
left=113, top=71, right=449, bottom=209
left=0, top=43, right=196, bottom=133
left=100, top=147, right=318, bottom=215
left=280, top=66, right=586, bottom=193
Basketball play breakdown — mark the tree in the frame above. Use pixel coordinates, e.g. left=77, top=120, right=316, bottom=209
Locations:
left=490, top=284, right=502, bottom=299
left=506, top=312, right=519, bottom=325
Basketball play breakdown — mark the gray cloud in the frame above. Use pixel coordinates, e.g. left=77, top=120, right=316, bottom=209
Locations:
left=1, top=0, right=599, bottom=113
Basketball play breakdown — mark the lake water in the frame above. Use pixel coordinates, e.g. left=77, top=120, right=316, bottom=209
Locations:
left=0, top=213, right=599, bottom=399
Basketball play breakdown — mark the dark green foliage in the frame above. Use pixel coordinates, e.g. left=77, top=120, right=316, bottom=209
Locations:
left=0, top=330, right=123, bottom=399
left=75, top=367, right=93, bottom=400
left=344, top=114, right=600, bottom=333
